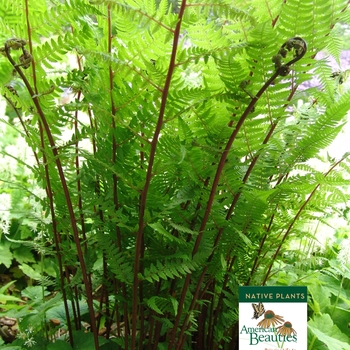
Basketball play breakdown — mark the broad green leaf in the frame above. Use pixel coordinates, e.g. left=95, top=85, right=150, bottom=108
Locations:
left=0, top=294, right=23, bottom=303
left=13, top=246, right=35, bottom=264
left=18, top=263, right=42, bottom=280
left=47, top=340, right=73, bottom=350
left=46, top=299, right=89, bottom=325
left=0, top=242, right=13, bottom=268
left=72, top=330, right=108, bottom=350
left=330, top=307, right=350, bottom=339
left=0, top=280, right=16, bottom=294
left=308, top=314, right=350, bottom=350
left=0, top=280, right=22, bottom=304
left=308, top=284, right=331, bottom=314
left=21, top=286, right=50, bottom=300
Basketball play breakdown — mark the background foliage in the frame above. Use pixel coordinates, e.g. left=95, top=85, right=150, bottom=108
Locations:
left=0, top=0, right=350, bottom=349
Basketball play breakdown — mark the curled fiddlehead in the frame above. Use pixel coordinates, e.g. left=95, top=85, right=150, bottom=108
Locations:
left=1, top=38, right=57, bottom=99
left=1, top=38, right=33, bottom=71
left=4, top=38, right=27, bottom=50
left=239, top=37, right=307, bottom=101
left=16, top=48, right=32, bottom=69
left=272, top=37, right=307, bottom=76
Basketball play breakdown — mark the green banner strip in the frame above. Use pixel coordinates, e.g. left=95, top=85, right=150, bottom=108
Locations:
left=239, top=286, right=307, bottom=302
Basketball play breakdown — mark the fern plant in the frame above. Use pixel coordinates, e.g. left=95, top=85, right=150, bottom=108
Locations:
left=0, top=0, right=350, bottom=349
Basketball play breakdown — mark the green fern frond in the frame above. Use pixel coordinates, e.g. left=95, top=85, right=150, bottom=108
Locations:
left=108, top=251, right=134, bottom=284
left=325, top=29, right=345, bottom=66
left=313, top=59, right=337, bottom=102
left=217, top=57, right=249, bottom=92
left=147, top=296, right=168, bottom=315
left=323, top=89, right=350, bottom=125
left=148, top=221, right=188, bottom=245
left=1, top=0, right=350, bottom=348
left=147, top=294, right=179, bottom=317
left=0, top=1, right=24, bottom=37
left=142, top=258, right=198, bottom=283
left=277, top=0, right=336, bottom=53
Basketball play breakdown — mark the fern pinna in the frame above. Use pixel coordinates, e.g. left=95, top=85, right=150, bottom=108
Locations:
left=0, top=0, right=350, bottom=349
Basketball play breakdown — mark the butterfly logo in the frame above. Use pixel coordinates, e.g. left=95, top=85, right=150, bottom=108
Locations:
left=251, top=302, right=265, bottom=319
